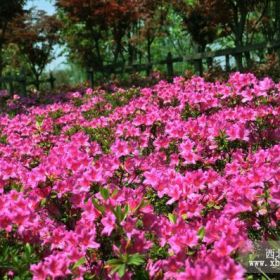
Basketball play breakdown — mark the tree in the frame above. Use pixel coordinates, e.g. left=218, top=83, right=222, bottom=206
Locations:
left=57, top=0, right=173, bottom=77
left=174, top=0, right=270, bottom=70
left=57, top=0, right=141, bottom=72
left=219, top=0, right=269, bottom=68
left=11, top=10, right=61, bottom=90
left=259, top=0, right=280, bottom=43
left=134, top=0, right=170, bottom=72
left=0, top=0, right=26, bottom=77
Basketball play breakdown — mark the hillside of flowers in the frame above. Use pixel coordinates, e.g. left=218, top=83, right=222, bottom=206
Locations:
left=0, top=72, right=280, bottom=279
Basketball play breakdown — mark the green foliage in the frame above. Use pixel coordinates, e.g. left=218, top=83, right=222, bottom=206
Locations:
left=0, top=232, right=39, bottom=280
left=164, top=140, right=179, bottom=164
left=168, top=213, right=177, bottom=224
left=100, top=188, right=110, bottom=200
left=65, top=125, right=82, bottom=137
left=214, top=130, right=248, bottom=153
left=29, top=157, right=41, bottom=169
left=83, top=126, right=115, bottom=153
left=82, top=102, right=111, bottom=121
left=48, top=109, right=64, bottom=120
left=197, top=226, right=206, bottom=241
left=4, top=181, right=23, bottom=193
left=146, top=188, right=175, bottom=215
left=9, top=10, right=61, bottom=89
left=52, top=123, right=63, bottom=135
left=149, top=243, right=169, bottom=260
left=72, top=257, right=86, bottom=270
left=38, top=140, right=53, bottom=153
left=0, top=133, right=8, bottom=145
left=133, top=268, right=150, bottom=280
left=35, top=114, right=45, bottom=128
left=91, top=198, right=105, bottom=215
left=1, top=0, right=280, bottom=90
left=200, top=199, right=226, bottom=217
left=82, top=108, right=103, bottom=120
left=212, top=158, right=227, bottom=172
left=44, top=193, right=81, bottom=230
left=50, top=64, right=87, bottom=87
left=73, top=98, right=83, bottom=107
left=7, top=110, right=18, bottom=119
left=181, top=103, right=201, bottom=120
left=112, top=205, right=130, bottom=223
left=106, top=253, right=145, bottom=278
left=104, top=88, right=140, bottom=109
left=65, top=125, right=115, bottom=153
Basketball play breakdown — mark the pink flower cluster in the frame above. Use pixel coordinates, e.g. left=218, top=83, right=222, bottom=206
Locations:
left=0, top=72, right=280, bottom=279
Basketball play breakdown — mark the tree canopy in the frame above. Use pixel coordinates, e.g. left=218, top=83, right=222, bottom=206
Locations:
left=1, top=0, right=280, bottom=86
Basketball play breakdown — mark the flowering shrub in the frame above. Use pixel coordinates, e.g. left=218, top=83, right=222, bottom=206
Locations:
left=0, top=72, right=279, bottom=279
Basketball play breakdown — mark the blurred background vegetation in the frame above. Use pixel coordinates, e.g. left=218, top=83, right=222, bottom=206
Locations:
left=1, top=0, right=280, bottom=92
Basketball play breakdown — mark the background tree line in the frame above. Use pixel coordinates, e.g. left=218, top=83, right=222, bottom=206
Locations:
left=1, top=0, right=280, bottom=90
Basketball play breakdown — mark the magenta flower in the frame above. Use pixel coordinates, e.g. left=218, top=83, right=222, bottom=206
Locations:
left=0, top=73, right=278, bottom=279
left=101, top=212, right=116, bottom=236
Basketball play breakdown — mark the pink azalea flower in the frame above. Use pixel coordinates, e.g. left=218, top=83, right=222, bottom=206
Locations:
left=101, top=212, right=116, bottom=236
left=111, top=139, right=130, bottom=157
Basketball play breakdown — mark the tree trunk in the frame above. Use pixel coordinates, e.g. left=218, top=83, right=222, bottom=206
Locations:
left=275, top=0, right=280, bottom=40
left=234, top=52, right=243, bottom=71
left=0, top=45, right=3, bottom=89
left=231, top=2, right=247, bottom=71
left=244, top=51, right=253, bottom=69
left=274, top=0, right=280, bottom=59
left=193, top=44, right=205, bottom=76
left=94, top=37, right=103, bottom=72
left=234, top=39, right=244, bottom=71
left=34, top=74, right=40, bottom=91
left=146, top=37, right=152, bottom=76
left=128, top=42, right=134, bottom=66
left=127, top=28, right=134, bottom=66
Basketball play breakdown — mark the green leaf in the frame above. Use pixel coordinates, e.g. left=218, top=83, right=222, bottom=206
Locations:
left=92, top=198, right=105, bottom=214
left=107, top=258, right=123, bottom=266
left=51, top=192, right=57, bottom=199
left=198, top=227, right=206, bottom=240
left=111, top=189, right=119, bottom=198
left=13, top=255, right=19, bottom=264
left=35, top=115, right=45, bottom=128
left=100, top=188, right=110, bottom=200
left=123, top=204, right=130, bottom=219
left=112, top=204, right=130, bottom=223
left=207, top=201, right=215, bottom=208
left=127, top=253, right=145, bottom=266
left=168, top=213, right=177, bottom=224
left=107, top=258, right=127, bottom=277
left=24, top=243, right=32, bottom=256
left=181, top=213, right=188, bottom=220
left=73, top=257, right=86, bottom=269
left=111, top=263, right=126, bottom=277
left=40, top=198, right=47, bottom=206
left=117, top=205, right=124, bottom=221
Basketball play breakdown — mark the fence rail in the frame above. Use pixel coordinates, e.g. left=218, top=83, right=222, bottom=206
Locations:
left=1, top=40, right=280, bottom=93
left=87, top=40, right=280, bottom=87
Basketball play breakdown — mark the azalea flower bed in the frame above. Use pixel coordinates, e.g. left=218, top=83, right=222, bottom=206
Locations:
left=0, top=72, right=280, bottom=280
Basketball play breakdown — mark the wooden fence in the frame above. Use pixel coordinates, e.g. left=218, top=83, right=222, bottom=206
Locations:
left=87, top=40, right=280, bottom=87
left=0, top=71, right=55, bottom=95
left=1, top=40, right=280, bottom=93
